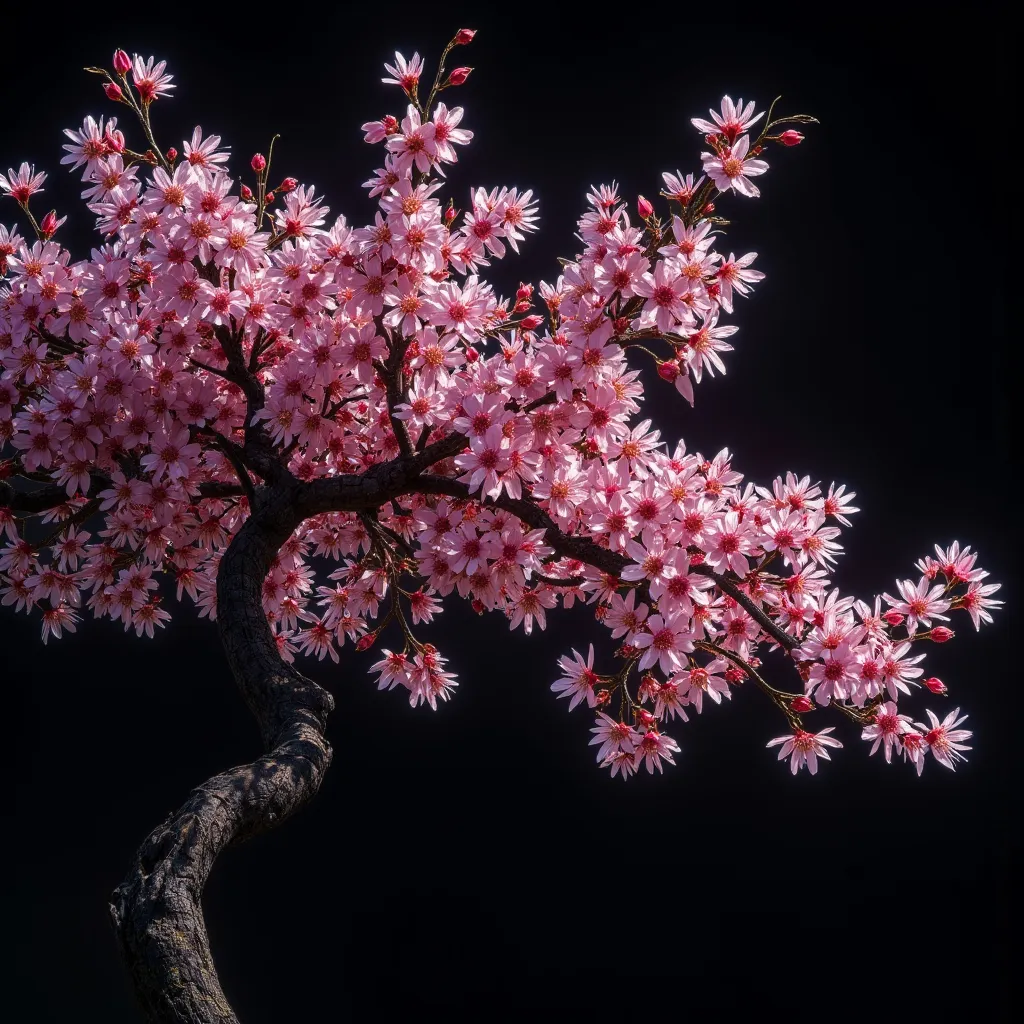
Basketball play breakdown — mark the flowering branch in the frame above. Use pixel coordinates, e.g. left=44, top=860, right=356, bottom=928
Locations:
left=0, top=30, right=1002, bottom=1022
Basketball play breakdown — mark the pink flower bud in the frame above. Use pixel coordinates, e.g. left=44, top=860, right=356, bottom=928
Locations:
left=165, top=147, right=178, bottom=161
left=923, top=676, right=948, bottom=695
left=447, top=67, right=473, bottom=86
left=240, top=184, right=253, bottom=201
left=382, top=114, right=400, bottom=135
left=638, top=674, right=661, bottom=701
left=103, top=82, right=123, bottom=101
left=39, top=211, right=59, bottom=238
left=637, top=194, right=654, bottom=219
left=455, top=28, right=477, bottom=45
left=779, top=130, right=804, bottom=146
left=657, top=360, right=680, bottom=382
left=279, top=177, right=297, bottom=192
left=444, top=204, right=457, bottom=222
left=790, top=695, right=813, bottom=713
left=929, top=626, right=955, bottom=643
left=113, top=49, right=132, bottom=75
left=519, top=315, right=544, bottom=331
left=637, top=709, right=656, bottom=728
left=251, top=153, right=266, bottom=172
left=883, top=610, right=905, bottom=626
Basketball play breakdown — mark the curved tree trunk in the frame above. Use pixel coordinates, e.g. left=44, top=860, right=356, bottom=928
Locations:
left=110, top=483, right=331, bottom=1023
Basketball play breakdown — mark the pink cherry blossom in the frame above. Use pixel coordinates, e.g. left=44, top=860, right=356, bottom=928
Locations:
left=767, top=727, right=843, bottom=775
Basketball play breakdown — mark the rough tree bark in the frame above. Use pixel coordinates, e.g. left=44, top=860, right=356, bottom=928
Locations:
left=109, top=478, right=332, bottom=1024
left=106, top=437, right=465, bottom=1022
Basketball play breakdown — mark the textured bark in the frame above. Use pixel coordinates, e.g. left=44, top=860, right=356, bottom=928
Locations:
left=110, top=480, right=333, bottom=1023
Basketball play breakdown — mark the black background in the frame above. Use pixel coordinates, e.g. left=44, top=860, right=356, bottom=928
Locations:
left=4, top=3, right=1018, bottom=1020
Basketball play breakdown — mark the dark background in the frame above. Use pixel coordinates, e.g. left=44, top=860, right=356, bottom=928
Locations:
left=5, top=3, right=1017, bottom=1020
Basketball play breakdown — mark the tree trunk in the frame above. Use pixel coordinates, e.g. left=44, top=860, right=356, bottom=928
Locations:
left=110, top=482, right=331, bottom=1023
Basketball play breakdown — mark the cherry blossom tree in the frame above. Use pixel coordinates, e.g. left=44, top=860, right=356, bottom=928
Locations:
left=0, top=30, right=1001, bottom=1023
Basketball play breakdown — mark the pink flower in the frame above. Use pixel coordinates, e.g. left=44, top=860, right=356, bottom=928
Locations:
left=386, top=106, right=437, bottom=174
left=916, top=707, right=972, bottom=771
left=701, top=135, right=769, bottom=198
left=589, top=712, right=638, bottom=764
left=692, top=96, right=764, bottom=143
left=714, top=252, right=764, bottom=313
left=633, top=259, right=694, bottom=334
left=861, top=701, right=918, bottom=763
left=0, top=162, right=47, bottom=203
left=766, top=727, right=842, bottom=775
left=131, top=55, right=175, bottom=103
left=382, top=51, right=424, bottom=92
left=632, top=613, right=694, bottom=676
left=883, top=577, right=952, bottom=634
left=139, top=425, right=202, bottom=483
left=551, top=645, right=600, bottom=711
left=634, top=728, right=680, bottom=774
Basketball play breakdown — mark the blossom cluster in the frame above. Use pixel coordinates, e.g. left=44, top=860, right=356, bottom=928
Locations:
left=0, top=35, right=1001, bottom=779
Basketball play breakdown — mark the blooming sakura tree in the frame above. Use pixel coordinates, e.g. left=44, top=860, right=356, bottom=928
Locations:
left=0, top=29, right=1002, bottom=1023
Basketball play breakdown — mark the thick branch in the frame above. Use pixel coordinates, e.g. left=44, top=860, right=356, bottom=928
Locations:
left=690, top=565, right=799, bottom=651
left=110, top=481, right=333, bottom=1023
left=0, top=480, right=72, bottom=514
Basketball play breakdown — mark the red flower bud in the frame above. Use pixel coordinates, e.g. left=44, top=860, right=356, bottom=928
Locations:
left=929, top=626, right=955, bottom=643
left=447, top=67, right=473, bottom=86
left=279, top=177, right=297, bottom=192
left=637, top=709, right=656, bottom=728
left=519, top=315, right=544, bottom=331
left=165, top=147, right=178, bottom=161
left=39, top=211, right=59, bottom=239
left=251, top=153, right=267, bottom=172
left=464, top=345, right=479, bottom=363
left=240, top=184, right=254, bottom=201
left=790, top=695, right=813, bottom=713
left=444, top=204, right=457, bottom=222
left=264, top=191, right=275, bottom=204
left=516, top=283, right=533, bottom=301
left=103, top=82, right=123, bottom=101
left=657, top=360, right=680, bottom=382
left=143, top=150, right=157, bottom=165
left=595, top=689, right=612, bottom=706
left=779, top=130, right=805, bottom=146
left=113, top=49, right=132, bottom=75
left=702, top=202, right=715, bottom=215
left=724, top=666, right=745, bottom=684
left=455, top=28, right=477, bottom=45
left=637, top=194, right=654, bottom=219
left=382, top=114, right=400, bottom=135
left=923, top=676, right=948, bottom=695
left=883, top=610, right=905, bottom=626
left=355, top=631, right=379, bottom=652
